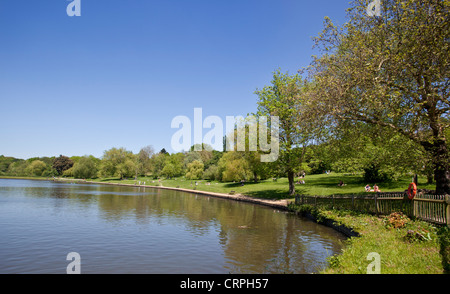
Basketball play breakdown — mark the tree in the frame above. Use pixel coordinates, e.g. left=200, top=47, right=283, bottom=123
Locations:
left=161, top=153, right=184, bottom=178
left=255, top=70, right=315, bottom=195
left=150, top=152, right=169, bottom=178
left=6, top=160, right=28, bottom=177
left=309, top=0, right=450, bottom=193
left=100, top=147, right=136, bottom=179
left=26, top=160, right=47, bottom=177
left=73, top=155, right=99, bottom=179
left=0, top=155, right=20, bottom=175
left=116, top=158, right=138, bottom=179
left=203, top=165, right=220, bottom=181
left=186, top=160, right=204, bottom=180
left=52, top=155, right=74, bottom=176
left=137, top=145, right=155, bottom=176
left=218, top=152, right=253, bottom=182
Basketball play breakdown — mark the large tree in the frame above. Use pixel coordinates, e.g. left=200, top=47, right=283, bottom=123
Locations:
left=308, top=0, right=450, bottom=194
left=73, top=155, right=99, bottom=179
left=52, top=155, right=74, bottom=176
left=100, top=147, right=137, bottom=179
left=137, top=145, right=155, bottom=176
left=255, top=70, right=315, bottom=196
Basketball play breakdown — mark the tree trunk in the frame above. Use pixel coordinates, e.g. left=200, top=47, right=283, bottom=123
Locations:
left=426, top=171, right=434, bottom=185
left=288, top=170, right=295, bottom=196
left=253, top=172, right=258, bottom=183
left=430, top=140, right=450, bottom=195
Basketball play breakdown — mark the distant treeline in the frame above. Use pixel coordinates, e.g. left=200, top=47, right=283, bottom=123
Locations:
left=0, top=144, right=334, bottom=182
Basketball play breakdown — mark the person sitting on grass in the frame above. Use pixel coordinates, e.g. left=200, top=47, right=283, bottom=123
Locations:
left=365, top=184, right=371, bottom=192
left=373, top=184, right=380, bottom=192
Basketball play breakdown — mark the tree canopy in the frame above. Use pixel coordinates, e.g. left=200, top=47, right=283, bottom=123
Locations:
left=307, top=0, right=449, bottom=194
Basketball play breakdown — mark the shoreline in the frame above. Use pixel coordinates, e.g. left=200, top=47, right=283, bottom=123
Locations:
left=80, top=179, right=290, bottom=211
left=1, top=176, right=290, bottom=211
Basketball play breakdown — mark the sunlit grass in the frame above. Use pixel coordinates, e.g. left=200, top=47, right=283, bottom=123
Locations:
left=288, top=204, right=446, bottom=274
left=88, top=172, right=436, bottom=200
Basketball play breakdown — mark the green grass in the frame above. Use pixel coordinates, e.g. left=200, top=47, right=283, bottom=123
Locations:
left=87, top=172, right=436, bottom=200
left=289, top=204, right=448, bottom=274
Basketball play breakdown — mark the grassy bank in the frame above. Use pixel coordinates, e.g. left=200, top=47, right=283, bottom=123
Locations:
left=288, top=203, right=450, bottom=274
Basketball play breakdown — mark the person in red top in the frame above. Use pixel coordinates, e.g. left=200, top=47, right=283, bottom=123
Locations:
left=373, top=184, right=380, bottom=192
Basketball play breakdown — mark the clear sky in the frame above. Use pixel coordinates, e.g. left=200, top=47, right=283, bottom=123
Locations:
left=0, top=0, right=350, bottom=159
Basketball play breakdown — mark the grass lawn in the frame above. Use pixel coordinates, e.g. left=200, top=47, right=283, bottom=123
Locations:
left=89, top=172, right=436, bottom=200
left=288, top=204, right=449, bottom=274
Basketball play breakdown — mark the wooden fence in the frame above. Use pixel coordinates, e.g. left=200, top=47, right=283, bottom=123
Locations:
left=295, top=193, right=450, bottom=227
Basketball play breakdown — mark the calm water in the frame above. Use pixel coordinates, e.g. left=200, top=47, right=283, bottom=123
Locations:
left=0, top=179, right=345, bottom=274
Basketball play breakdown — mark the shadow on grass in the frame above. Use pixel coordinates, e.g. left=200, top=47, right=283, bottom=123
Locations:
left=244, top=189, right=291, bottom=200
left=98, top=177, right=122, bottom=182
left=222, top=181, right=291, bottom=200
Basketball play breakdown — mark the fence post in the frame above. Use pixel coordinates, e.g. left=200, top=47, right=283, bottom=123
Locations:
left=332, top=194, right=335, bottom=209
left=446, top=195, right=450, bottom=228
left=314, top=195, right=317, bottom=207
left=374, top=193, right=379, bottom=216
left=352, top=194, right=355, bottom=210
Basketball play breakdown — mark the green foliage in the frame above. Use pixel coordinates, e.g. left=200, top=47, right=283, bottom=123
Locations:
left=0, top=155, right=20, bottom=174
left=6, top=160, right=28, bottom=176
left=185, top=160, right=204, bottom=180
left=405, top=228, right=432, bottom=243
left=73, top=156, right=98, bottom=179
left=137, top=145, right=154, bottom=176
left=363, top=164, right=391, bottom=183
left=309, top=0, right=450, bottom=194
left=203, top=165, right=220, bottom=181
left=438, top=227, right=450, bottom=272
left=100, top=147, right=137, bottom=179
left=255, top=70, right=317, bottom=195
left=150, top=152, right=169, bottom=178
left=218, top=152, right=253, bottom=182
left=25, top=160, right=47, bottom=177
left=63, top=167, right=74, bottom=177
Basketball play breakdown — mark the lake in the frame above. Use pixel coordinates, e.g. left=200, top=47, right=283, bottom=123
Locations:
left=0, top=179, right=345, bottom=274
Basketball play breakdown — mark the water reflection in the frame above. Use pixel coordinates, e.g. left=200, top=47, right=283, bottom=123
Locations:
left=0, top=179, right=345, bottom=274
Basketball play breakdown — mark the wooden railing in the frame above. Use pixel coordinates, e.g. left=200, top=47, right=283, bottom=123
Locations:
left=295, top=193, right=450, bottom=227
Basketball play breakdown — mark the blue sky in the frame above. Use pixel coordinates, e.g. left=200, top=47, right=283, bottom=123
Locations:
left=0, top=0, right=349, bottom=159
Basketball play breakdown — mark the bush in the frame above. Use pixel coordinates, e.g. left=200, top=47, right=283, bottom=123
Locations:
left=438, top=227, right=450, bottom=272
